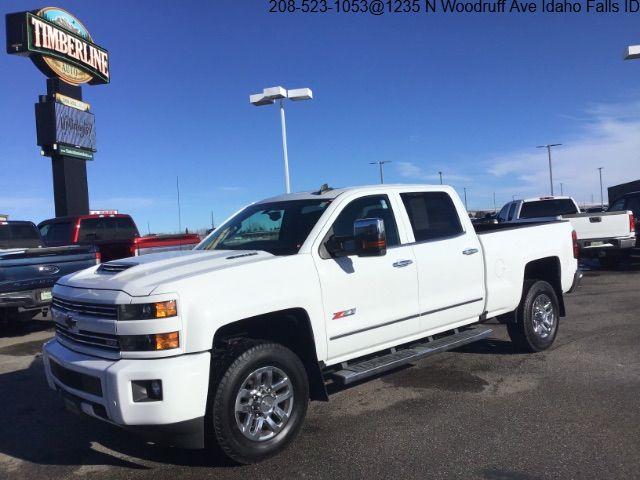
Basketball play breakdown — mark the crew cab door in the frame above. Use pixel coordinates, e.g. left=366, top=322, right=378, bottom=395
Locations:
left=313, top=193, right=420, bottom=362
left=398, top=190, right=485, bottom=333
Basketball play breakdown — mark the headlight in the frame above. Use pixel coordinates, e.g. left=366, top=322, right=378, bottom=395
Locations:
left=118, top=300, right=177, bottom=320
left=120, top=332, right=179, bottom=351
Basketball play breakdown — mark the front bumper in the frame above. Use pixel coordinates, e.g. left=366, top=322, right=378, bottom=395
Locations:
left=0, top=287, right=52, bottom=309
left=43, top=339, right=211, bottom=448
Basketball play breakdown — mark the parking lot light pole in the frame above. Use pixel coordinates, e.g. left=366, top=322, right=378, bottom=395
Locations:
left=536, top=144, right=562, bottom=196
left=560, top=182, right=564, bottom=195
left=438, top=171, right=443, bottom=184
left=598, top=167, right=604, bottom=209
left=250, top=86, right=313, bottom=194
left=463, top=187, right=469, bottom=210
left=370, top=161, right=391, bottom=184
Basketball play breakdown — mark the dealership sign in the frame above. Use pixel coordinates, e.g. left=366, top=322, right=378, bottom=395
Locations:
left=6, top=7, right=109, bottom=85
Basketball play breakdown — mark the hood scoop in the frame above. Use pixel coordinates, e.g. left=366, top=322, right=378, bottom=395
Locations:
left=98, top=262, right=137, bottom=274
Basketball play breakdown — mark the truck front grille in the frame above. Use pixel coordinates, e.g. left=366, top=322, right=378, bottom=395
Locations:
left=52, top=296, right=118, bottom=319
left=55, top=324, right=120, bottom=352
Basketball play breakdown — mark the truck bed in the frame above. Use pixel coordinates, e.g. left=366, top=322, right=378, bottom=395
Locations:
left=475, top=220, right=576, bottom=319
left=562, top=211, right=633, bottom=242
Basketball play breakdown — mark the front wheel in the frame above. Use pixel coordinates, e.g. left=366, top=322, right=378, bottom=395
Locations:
left=210, top=341, right=309, bottom=464
left=507, top=280, right=559, bottom=352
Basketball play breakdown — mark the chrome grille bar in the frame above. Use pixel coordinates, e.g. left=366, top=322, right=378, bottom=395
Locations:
left=55, top=325, right=120, bottom=351
left=52, top=296, right=118, bottom=319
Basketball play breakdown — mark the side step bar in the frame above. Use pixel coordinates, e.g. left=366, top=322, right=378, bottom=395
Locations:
left=331, top=326, right=493, bottom=385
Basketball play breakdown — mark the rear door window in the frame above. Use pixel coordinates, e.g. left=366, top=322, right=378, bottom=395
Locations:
left=400, top=192, right=463, bottom=242
left=519, top=199, right=579, bottom=218
left=609, top=198, right=626, bottom=211
left=39, top=222, right=72, bottom=245
left=78, top=218, right=99, bottom=241
left=626, top=196, right=640, bottom=217
left=0, top=222, right=42, bottom=248
left=114, top=217, right=138, bottom=240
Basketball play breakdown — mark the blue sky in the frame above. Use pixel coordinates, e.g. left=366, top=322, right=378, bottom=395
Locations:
left=2, top=1, right=640, bottom=232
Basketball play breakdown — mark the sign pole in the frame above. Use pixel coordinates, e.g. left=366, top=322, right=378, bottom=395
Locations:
left=45, top=79, right=90, bottom=216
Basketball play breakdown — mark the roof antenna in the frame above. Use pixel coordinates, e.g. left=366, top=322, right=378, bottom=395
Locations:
left=314, top=183, right=333, bottom=195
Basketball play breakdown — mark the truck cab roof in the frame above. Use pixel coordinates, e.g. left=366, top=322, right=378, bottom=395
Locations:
left=521, top=196, right=574, bottom=203
left=257, top=184, right=447, bottom=204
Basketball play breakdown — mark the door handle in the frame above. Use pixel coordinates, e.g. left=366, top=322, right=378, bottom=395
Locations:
left=393, top=259, right=413, bottom=268
left=462, top=248, right=479, bottom=255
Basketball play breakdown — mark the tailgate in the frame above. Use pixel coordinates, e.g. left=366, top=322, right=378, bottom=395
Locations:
left=564, top=211, right=633, bottom=240
left=0, top=246, right=97, bottom=293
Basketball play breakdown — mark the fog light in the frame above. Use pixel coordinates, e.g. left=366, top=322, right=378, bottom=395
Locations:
left=132, top=380, right=163, bottom=402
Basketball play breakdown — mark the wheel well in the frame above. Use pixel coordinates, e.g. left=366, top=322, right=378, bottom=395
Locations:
left=213, top=308, right=328, bottom=401
left=524, top=257, right=565, bottom=316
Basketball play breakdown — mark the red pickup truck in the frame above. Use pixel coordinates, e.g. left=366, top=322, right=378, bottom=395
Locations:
left=37, top=214, right=200, bottom=263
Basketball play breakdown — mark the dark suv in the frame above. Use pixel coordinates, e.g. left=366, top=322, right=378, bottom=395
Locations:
left=609, top=192, right=640, bottom=240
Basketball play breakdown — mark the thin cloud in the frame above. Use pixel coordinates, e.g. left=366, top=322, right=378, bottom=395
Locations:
left=485, top=100, right=640, bottom=204
left=396, top=162, right=471, bottom=183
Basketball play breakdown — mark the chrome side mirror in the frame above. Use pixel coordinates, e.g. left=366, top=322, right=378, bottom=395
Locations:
left=353, top=218, right=386, bottom=257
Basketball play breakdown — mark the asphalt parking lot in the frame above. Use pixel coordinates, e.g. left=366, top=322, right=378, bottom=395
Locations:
left=1, top=260, right=638, bottom=480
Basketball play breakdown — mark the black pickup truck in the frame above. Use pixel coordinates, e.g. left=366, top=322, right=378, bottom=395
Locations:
left=0, top=221, right=99, bottom=327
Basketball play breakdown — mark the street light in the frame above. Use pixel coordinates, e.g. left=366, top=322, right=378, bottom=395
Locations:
left=249, top=86, right=313, bottom=194
left=463, top=187, right=469, bottom=210
left=598, top=167, right=604, bottom=209
left=438, top=171, right=443, bottom=185
left=624, top=45, right=640, bottom=60
left=370, top=161, right=391, bottom=184
left=536, top=143, right=562, bottom=196
left=560, top=182, right=564, bottom=196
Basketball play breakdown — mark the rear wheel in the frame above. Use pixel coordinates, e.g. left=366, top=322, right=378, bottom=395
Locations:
left=507, top=280, right=559, bottom=352
left=210, top=341, right=309, bottom=464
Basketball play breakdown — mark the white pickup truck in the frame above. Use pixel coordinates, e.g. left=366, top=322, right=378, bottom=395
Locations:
left=496, top=196, right=636, bottom=261
left=43, top=185, right=580, bottom=464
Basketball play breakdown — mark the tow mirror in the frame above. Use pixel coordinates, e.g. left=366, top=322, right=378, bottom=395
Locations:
left=353, top=218, right=386, bottom=257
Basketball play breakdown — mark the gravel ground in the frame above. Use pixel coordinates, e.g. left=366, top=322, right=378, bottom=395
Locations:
left=0, top=261, right=638, bottom=480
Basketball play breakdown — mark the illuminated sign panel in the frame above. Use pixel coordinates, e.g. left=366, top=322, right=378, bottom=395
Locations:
left=35, top=101, right=97, bottom=153
left=55, top=103, right=96, bottom=150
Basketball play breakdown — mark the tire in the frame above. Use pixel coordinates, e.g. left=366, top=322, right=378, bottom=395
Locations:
left=507, top=280, right=559, bottom=352
left=210, top=341, right=309, bottom=464
left=0, top=308, right=20, bottom=333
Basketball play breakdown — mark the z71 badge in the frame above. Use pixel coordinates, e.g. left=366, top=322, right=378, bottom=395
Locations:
left=332, top=308, right=356, bottom=320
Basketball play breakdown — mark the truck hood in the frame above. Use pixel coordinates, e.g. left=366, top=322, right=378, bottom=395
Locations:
left=57, top=249, right=275, bottom=297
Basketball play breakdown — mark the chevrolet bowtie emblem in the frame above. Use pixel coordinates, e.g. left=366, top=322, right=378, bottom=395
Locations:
left=64, top=313, right=77, bottom=330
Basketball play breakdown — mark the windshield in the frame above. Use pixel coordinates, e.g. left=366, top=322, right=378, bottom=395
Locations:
left=197, top=200, right=332, bottom=255
left=520, top=199, right=578, bottom=219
